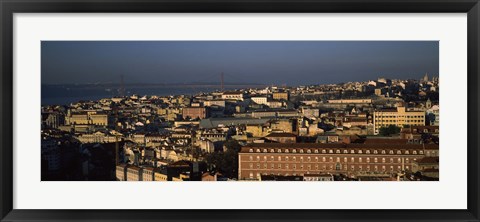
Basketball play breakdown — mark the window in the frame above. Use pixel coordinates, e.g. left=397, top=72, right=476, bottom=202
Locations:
left=249, top=149, right=253, bottom=153
left=300, top=157, right=304, bottom=162
left=336, top=150, right=341, bottom=154
left=314, top=150, right=319, bottom=153
left=343, top=150, right=348, bottom=154
left=263, top=149, right=267, bottom=153
left=397, top=150, right=402, bottom=154
left=389, top=150, right=394, bottom=154
left=285, top=157, right=289, bottom=161
left=300, top=149, right=304, bottom=153
left=382, top=158, right=386, bottom=163
left=405, top=151, right=409, bottom=154
left=292, top=149, right=297, bottom=153
left=366, top=150, right=370, bottom=154
left=329, top=150, right=333, bottom=154
left=249, top=163, right=253, bottom=169
left=322, top=157, right=326, bottom=162
left=373, top=150, right=378, bottom=154
left=256, top=156, right=260, bottom=161
left=249, top=156, right=253, bottom=161
left=344, top=157, right=348, bottom=163
left=278, top=156, right=282, bottom=161
left=419, top=150, right=424, bottom=154
left=381, top=150, right=386, bottom=154
left=270, top=149, right=274, bottom=153
left=413, top=151, right=417, bottom=155
left=264, top=156, right=267, bottom=161
left=285, top=149, right=289, bottom=153
left=390, top=158, right=394, bottom=163
left=366, top=158, right=370, bottom=163
left=374, top=158, right=378, bottom=163
left=359, top=157, right=362, bottom=163
left=307, top=149, right=311, bottom=153
left=351, top=157, right=355, bottom=163
left=256, top=149, right=260, bottom=153
left=278, top=164, right=282, bottom=169
left=307, top=157, right=311, bottom=162
left=277, top=149, right=282, bottom=153
left=322, top=150, right=326, bottom=154
left=351, top=150, right=355, bottom=154
left=293, top=157, right=296, bottom=161
left=358, top=150, right=362, bottom=154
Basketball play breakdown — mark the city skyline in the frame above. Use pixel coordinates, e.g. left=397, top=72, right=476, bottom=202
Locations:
left=41, top=41, right=439, bottom=85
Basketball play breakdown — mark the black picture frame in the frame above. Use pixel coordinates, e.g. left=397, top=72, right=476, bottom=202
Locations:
left=1, top=0, right=479, bottom=221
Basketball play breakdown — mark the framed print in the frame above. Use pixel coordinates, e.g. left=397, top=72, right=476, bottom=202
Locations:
left=1, top=0, right=479, bottom=221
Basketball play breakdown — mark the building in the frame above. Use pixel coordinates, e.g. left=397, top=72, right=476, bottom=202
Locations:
left=116, top=164, right=127, bottom=181
left=154, top=169, right=168, bottom=181
left=327, top=99, right=372, bottom=104
left=400, top=126, right=439, bottom=140
left=65, top=110, right=108, bottom=126
left=126, top=165, right=143, bottom=181
left=265, top=132, right=296, bottom=143
left=251, top=97, right=268, bottom=105
left=76, top=131, right=122, bottom=144
left=41, top=139, right=61, bottom=173
left=182, top=107, right=209, bottom=120
left=142, top=167, right=155, bottom=181
left=273, top=92, right=289, bottom=101
left=238, top=143, right=438, bottom=180
left=373, top=106, right=425, bottom=135
left=221, top=91, right=244, bottom=101
left=303, top=174, right=334, bottom=181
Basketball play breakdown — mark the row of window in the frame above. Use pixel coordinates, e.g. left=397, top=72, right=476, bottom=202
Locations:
left=378, top=119, right=423, bottom=123
left=375, top=115, right=424, bottom=118
left=245, top=165, right=410, bottom=174
left=247, top=156, right=415, bottom=163
left=247, top=148, right=424, bottom=155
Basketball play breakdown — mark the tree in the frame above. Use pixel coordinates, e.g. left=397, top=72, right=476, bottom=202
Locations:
left=379, top=125, right=401, bottom=136
left=204, top=140, right=241, bottom=179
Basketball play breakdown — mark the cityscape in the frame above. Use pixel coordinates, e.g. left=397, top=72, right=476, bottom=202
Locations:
left=41, top=41, right=439, bottom=182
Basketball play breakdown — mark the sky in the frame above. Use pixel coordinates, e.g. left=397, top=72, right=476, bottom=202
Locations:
left=41, top=41, right=439, bottom=86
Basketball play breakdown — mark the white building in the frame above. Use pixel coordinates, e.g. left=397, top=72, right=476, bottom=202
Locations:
left=251, top=97, right=268, bottom=105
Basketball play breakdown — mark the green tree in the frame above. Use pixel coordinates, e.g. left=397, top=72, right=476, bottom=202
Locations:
left=204, top=140, right=241, bottom=179
left=379, top=125, right=401, bottom=136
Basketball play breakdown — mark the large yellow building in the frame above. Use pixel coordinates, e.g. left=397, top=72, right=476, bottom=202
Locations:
left=272, top=92, right=289, bottom=101
left=373, top=107, right=425, bottom=135
left=65, top=110, right=108, bottom=126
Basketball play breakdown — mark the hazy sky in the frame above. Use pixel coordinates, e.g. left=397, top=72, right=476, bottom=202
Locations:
left=41, top=41, right=439, bottom=85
